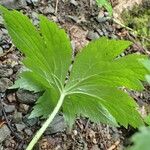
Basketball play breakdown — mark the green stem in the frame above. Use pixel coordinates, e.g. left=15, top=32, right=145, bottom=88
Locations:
left=26, top=92, right=66, bottom=150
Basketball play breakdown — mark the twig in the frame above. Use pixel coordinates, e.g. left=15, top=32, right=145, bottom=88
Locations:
left=113, top=19, right=150, bottom=43
left=107, top=140, right=120, bottom=150
left=113, top=19, right=136, bottom=32
left=0, top=93, right=23, bottom=141
left=55, top=0, right=59, bottom=15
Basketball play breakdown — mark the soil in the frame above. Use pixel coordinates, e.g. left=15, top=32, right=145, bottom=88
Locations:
left=0, top=0, right=150, bottom=150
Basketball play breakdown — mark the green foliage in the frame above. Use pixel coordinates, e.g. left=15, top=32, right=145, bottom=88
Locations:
left=96, top=0, right=113, bottom=16
left=144, top=114, right=150, bottom=126
left=0, top=5, right=149, bottom=129
left=141, top=59, right=150, bottom=83
left=128, top=127, right=150, bottom=150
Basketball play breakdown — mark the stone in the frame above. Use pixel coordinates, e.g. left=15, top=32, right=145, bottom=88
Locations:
left=87, top=31, right=99, bottom=40
left=26, top=0, right=39, bottom=3
left=70, top=0, right=78, bottom=6
left=16, top=89, right=40, bottom=104
left=0, top=0, right=27, bottom=9
left=96, top=29, right=104, bottom=36
left=23, top=114, right=38, bottom=127
left=24, top=128, right=33, bottom=136
left=0, top=66, right=13, bottom=77
left=15, top=123, right=26, bottom=132
left=7, top=93, right=16, bottom=103
left=4, top=104, right=15, bottom=113
left=43, top=5, right=55, bottom=14
left=13, top=111, right=22, bottom=123
left=0, top=125, right=11, bottom=143
left=0, top=78, right=13, bottom=92
left=45, top=115, right=67, bottom=134
left=19, top=104, right=29, bottom=114
left=0, top=47, right=3, bottom=55
left=1, top=28, right=8, bottom=35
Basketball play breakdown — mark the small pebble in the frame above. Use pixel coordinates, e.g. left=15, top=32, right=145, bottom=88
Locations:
left=73, top=130, right=78, bottom=136
left=4, top=104, right=15, bottom=113
left=0, top=47, right=3, bottom=55
left=19, top=104, right=29, bottom=113
left=87, top=31, right=99, bottom=40
left=70, top=0, right=78, bottom=6
left=15, top=123, right=26, bottom=132
left=13, top=111, right=23, bottom=123
left=0, top=66, right=13, bottom=78
left=7, top=93, right=16, bottom=103
left=0, top=78, right=13, bottom=92
left=24, top=128, right=33, bottom=136
left=43, top=4, right=55, bottom=14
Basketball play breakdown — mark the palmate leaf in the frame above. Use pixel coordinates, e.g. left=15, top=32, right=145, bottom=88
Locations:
left=0, top=5, right=148, bottom=129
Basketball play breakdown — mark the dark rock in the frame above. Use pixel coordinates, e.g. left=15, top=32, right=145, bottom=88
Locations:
left=87, top=31, right=99, bottom=40
left=0, top=125, right=11, bottom=143
left=23, top=114, right=38, bottom=127
left=0, top=66, right=13, bottom=77
left=45, top=115, right=67, bottom=135
left=16, top=89, right=40, bottom=104
left=0, top=78, right=13, bottom=92
left=4, top=104, right=15, bottom=113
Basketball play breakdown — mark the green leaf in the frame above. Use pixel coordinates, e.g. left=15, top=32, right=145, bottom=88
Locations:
left=128, top=127, right=150, bottom=150
left=29, top=88, right=59, bottom=119
left=0, top=5, right=148, bottom=129
left=144, top=114, right=150, bottom=126
left=96, top=0, right=113, bottom=16
left=0, top=7, right=72, bottom=93
left=140, top=59, right=150, bottom=83
left=63, top=94, right=118, bottom=127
